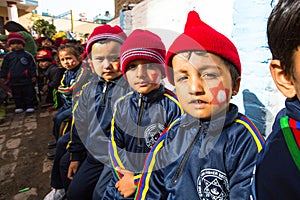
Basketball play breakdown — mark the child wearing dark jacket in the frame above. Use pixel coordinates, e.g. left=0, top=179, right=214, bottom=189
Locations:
left=36, top=48, right=65, bottom=109
left=103, top=29, right=183, bottom=199
left=136, top=11, right=265, bottom=200
left=64, top=25, right=130, bottom=200
left=0, top=32, right=37, bottom=113
left=252, top=0, right=300, bottom=199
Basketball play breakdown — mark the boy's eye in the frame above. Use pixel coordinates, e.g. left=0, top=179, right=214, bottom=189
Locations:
left=176, top=75, right=188, bottom=82
left=95, top=57, right=104, bottom=62
left=127, top=64, right=137, bottom=70
left=201, top=72, right=219, bottom=80
left=144, top=63, right=161, bottom=69
left=110, top=57, right=120, bottom=63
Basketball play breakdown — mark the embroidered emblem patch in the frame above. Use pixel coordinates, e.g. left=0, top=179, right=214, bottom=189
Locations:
left=144, top=123, right=165, bottom=148
left=20, top=57, right=29, bottom=65
left=197, top=168, right=229, bottom=200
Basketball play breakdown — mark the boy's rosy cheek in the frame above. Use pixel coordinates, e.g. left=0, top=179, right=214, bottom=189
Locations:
left=209, top=81, right=230, bottom=105
left=72, top=61, right=76, bottom=66
left=115, top=63, right=120, bottom=69
left=150, top=73, right=160, bottom=84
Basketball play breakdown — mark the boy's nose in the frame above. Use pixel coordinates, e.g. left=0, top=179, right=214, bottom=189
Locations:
left=190, top=76, right=205, bottom=94
left=136, top=65, right=146, bottom=78
left=103, top=59, right=112, bottom=69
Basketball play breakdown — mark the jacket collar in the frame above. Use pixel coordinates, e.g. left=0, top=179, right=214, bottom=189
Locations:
left=132, top=85, right=165, bottom=104
left=69, top=63, right=81, bottom=72
left=179, top=103, right=239, bottom=133
left=285, top=97, right=300, bottom=121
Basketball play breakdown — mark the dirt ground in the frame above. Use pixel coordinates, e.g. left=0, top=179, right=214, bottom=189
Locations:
left=0, top=100, right=55, bottom=200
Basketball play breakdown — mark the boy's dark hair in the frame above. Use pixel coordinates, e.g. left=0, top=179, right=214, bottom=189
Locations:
left=56, top=44, right=83, bottom=65
left=41, top=37, right=54, bottom=45
left=267, top=0, right=300, bottom=79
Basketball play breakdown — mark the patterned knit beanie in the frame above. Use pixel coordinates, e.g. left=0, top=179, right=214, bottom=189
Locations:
left=165, top=11, right=241, bottom=84
left=7, top=32, right=25, bottom=46
left=120, top=29, right=166, bottom=75
left=86, top=24, right=127, bottom=56
left=36, top=49, right=53, bottom=62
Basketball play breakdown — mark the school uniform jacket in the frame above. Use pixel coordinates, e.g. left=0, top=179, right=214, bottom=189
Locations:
left=136, top=103, right=265, bottom=200
left=67, top=75, right=130, bottom=162
left=58, top=64, right=89, bottom=109
left=0, top=49, right=36, bottom=86
left=252, top=97, right=300, bottom=200
left=103, top=85, right=183, bottom=200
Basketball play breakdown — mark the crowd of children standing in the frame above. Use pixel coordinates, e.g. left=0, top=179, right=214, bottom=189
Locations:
left=0, top=0, right=300, bottom=199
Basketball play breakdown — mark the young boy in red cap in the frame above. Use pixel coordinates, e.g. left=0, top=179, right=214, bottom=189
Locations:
left=59, top=24, right=131, bottom=200
left=102, top=29, right=183, bottom=199
left=252, top=0, right=300, bottom=199
left=0, top=32, right=37, bottom=113
left=36, top=48, right=64, bottom=109
left=136, top=11, right=265, bottom=200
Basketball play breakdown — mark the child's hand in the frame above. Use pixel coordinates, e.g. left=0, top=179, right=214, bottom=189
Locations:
left=67, top=161, right=80, bottom=180
left=115, top=167, right=136, bottom=198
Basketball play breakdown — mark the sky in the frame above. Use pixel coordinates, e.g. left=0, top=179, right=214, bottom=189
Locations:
left=37, top=0, right=115, bottom=21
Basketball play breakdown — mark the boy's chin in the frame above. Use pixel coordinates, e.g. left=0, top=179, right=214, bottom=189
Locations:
left=101, top=73, right=121, bottom=81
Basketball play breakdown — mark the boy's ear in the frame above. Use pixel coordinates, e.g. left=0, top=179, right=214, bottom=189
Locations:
left=232, top=77, right=241, bottom=96
left=88, top=58, right=95, bottom=73
left=269, top=59, right=296, bottom=98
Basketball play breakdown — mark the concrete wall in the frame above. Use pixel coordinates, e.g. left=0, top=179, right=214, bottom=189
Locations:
left=115, top=0, right=285, bottom=137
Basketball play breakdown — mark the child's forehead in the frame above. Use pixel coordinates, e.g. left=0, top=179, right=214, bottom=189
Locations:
left=94, top=39, right=121, bottom=46
left=172, top=51, right=225, bottom=69
left=128, top=59, right=153, bottom=65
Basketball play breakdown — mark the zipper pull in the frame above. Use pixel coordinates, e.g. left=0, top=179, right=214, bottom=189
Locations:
left=103, top=82, right=108, bottom=93
left=101, top=82, right=108, bottom=104
left=138, top=93, right=142, bottom=107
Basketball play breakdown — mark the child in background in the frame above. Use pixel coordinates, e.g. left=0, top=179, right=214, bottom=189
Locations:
left=103, top=29, right=183, bottom=199
left=0, top=32, right=37, bottom=113
left=52, top=44, right=90, bottom=141
left=252, top=0, right=300, bottom=199
left=43, top=44, right=90, bottom=200
left=136, top=11, right=265, bottom=200
left=36, top=48, right=65, bottom=109
left=64, top=24, right=130, bottom=200
left=47, top=44, right=89, bottom=158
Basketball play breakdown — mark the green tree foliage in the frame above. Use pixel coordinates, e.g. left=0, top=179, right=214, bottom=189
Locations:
left=32, top=19, right=56, bottom=38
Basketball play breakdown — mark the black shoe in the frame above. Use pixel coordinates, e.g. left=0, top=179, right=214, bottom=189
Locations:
left=47, top=151, right=56, bottom=160
left=0, top=119, right=4, bottom=124
left=48, top=141, right=56, bottom=149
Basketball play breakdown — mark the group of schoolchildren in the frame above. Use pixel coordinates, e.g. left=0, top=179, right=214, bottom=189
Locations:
left=1, top=0, right=300, bottom=199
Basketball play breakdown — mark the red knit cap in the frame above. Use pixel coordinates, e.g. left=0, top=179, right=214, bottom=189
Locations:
left=36, top=49, right=53, bottom=62
left=120, top=29, right=166, bottom=75
left=165, top=11, right=241, bottom=84
left=86, top=24, right=127, bottom=56
left=7, top=32, right=25, bottom=46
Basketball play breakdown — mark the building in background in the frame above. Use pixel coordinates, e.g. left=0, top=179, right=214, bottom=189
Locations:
left=114, top=0, right=143, bottom=18
left=0, top=0, right=38, bottom=34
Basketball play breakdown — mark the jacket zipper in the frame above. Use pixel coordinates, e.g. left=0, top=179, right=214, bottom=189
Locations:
left=137, top=93, right=144, bottom=147
left=101, top=82, right=108, bottom=104
left=170, top=125, right=204, bottom=187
